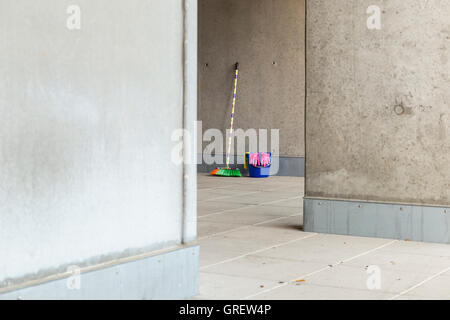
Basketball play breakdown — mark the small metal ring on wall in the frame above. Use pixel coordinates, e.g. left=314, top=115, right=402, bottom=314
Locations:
left=394, top=104, right=405, bottom=115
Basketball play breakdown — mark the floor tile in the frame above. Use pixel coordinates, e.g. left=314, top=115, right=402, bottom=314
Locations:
left=345, top=249, right=450, bottom=275
left=397, top=272, right=450, bottom=299
left=198, top=200, right=246, bottom=216
left=196, top=174, right=450, bottom=300
left=256, top=283, right=392, bottom=300
left=253, top=234, right=393, bottom=265
left=234, top=204, right=303, bottom=217
left=198, top=220, right=243, bottom=238
left=197, top=273, right=280, bottom=300
left=202, top=255, right=326, bottom=282
left=303, top=264, right=435, bottom=295
left=199, top=210, right=282, bottom=225
left=255, top=215, right=303, bottom=229
left=381, top=240, right=450, bottom=258
left=211, top=224, right=311, bottom=244
left=199, top=236, right=268, bottom=267
left=271, top=197, right=304, bottom=208
left=221, top=192, right=295, bottom=205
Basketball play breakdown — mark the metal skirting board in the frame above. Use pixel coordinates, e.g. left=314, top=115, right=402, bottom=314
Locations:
left=198, top=154, right=305, bottom=177
left=0, top=244, right=199, bottom=300
left=304, top=198, right=450, bottom=244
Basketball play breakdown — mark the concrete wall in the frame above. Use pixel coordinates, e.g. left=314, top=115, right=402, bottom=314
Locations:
left=198, top=0, right=305, bottom=158
left=306, top=0, right=450, bottom=206
left=0, top=0, right=196, bottom=296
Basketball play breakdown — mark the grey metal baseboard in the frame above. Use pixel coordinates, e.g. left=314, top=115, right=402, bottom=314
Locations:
left=0, top=244, right=199, bottom=300
left=304, top=198, right=450, bottom=244
left=198, top=154, right=305, bottom=177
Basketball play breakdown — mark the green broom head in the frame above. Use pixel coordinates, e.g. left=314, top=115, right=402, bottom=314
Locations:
left=210, top=167, right=242, bottom=177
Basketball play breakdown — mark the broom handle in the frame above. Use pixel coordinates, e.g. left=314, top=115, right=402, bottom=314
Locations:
left=226, top=62, right=239, bottom=168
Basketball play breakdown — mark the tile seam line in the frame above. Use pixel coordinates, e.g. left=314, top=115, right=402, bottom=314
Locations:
left=200, top=233, right=318, bottom=270
left=198, top=191, right=261, bottom=203
left=389, top=265, right=450, bottom=300
left=242, top=239, right=398, bottom=300
left=198, top=182, right=302, bottom=192
left=198, top=178, right=279, bottom=191
left=198, top=183, right=249, bottom=192
left=198, top=195, right=303, bottom=219
left=199, top=270, right=275, bottom=283
left=199, top=189, right=302, bottom=202
left=198, top=213, right=303, bottom=240
left=200, top=274, right=400, bottom=297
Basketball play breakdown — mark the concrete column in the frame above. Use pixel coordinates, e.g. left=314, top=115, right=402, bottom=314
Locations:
left=305, top=0, right=450, bottom=243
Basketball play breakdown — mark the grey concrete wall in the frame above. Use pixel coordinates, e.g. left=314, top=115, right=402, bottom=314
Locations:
left=306, top=0, right=450, bottom=206
left=198, top=0, right=305, bottom=158
left=0, top=0, right=188, bottom=288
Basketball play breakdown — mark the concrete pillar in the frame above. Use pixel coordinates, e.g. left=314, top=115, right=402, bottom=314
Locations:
left=305, top=0, right=450, bottom=243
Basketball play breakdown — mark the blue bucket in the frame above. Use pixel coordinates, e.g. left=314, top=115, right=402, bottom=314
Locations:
left=245, top=153, right=271, bottom=178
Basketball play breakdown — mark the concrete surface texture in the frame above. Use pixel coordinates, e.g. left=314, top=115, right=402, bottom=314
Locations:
left=196, top=174, right=450, bottom=300
left=0, top=0, right=186, bottom=286
left=198, top=0, right=305, bottom=158
left=306, top=0, right=450, bottom=205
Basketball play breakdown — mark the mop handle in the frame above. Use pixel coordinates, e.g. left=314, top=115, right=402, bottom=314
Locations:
left=226, top=63, right=239, bottom=168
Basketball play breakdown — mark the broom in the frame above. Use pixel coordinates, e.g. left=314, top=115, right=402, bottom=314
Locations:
left=211, top=62, right=242, bottom=177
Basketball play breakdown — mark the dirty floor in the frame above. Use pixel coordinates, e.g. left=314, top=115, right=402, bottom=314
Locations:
left=195, top=174, right=450, bottom=300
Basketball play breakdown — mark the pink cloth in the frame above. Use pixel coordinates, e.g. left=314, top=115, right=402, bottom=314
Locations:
left=249, top=153, right=271, bottom=168
left=249, top=153, right=260, bottom=167
left=260, top=153, right=271, bottom=167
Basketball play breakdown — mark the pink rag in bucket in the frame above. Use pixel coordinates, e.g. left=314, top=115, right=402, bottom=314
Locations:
left=249, top=153, right=260, bottom=167
left=260, top=153, right=271, bottom=167
left=249, top=153, right=271, bottom=168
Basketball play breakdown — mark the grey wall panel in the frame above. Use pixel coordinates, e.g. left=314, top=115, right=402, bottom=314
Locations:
left=0, top=245, right=199, bottom=300
left=305, top=198, right=450, bottom=244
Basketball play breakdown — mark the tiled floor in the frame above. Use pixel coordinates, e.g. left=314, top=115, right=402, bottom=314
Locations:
left=195, top=174, right=450, bottom=300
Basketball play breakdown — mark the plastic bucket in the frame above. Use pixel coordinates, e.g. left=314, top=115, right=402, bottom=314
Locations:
left=246, top=153, right=271, bottom=178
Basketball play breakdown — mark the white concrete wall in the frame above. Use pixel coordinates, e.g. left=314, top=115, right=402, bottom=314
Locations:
left=0, top=0, right=186, bottom=285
